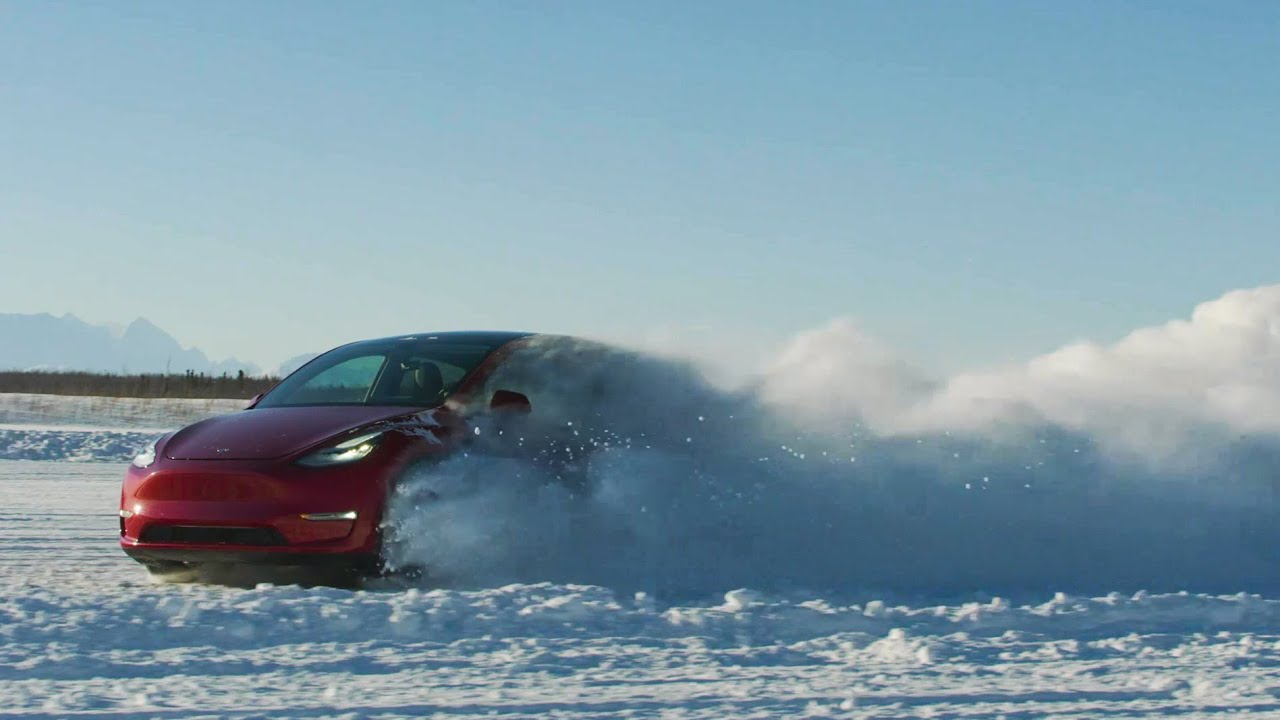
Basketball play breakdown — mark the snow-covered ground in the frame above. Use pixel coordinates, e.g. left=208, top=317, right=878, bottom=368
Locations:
left=2, top=460, right=1280, bottom=717
left=0, top=392, right=245, bottom=431
left=0, top=392, right=241, bottom=462
left=0, top=426, right=156, bottom=463
left=4, top=381, right=1280, bottom=717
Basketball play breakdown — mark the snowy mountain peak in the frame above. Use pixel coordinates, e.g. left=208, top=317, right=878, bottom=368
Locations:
left=0, top=313, right=260, bottom=376
left=122, top=316, right=166, bottom=336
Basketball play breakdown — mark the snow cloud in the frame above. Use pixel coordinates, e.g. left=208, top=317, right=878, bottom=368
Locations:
left=377, top=285, right=1280, bottom=599
left=760, top=284, right=1280, bottom=459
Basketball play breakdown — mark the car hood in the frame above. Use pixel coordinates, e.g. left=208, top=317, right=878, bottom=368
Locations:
left=164, top=406, right=417, bottom=461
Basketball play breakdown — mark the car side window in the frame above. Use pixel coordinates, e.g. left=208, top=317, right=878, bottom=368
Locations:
left=436, top=361, right=469, bottom=389
left=287, top=355, right=385, bottom=405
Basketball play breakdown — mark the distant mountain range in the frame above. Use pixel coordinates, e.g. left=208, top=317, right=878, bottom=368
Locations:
left=0, top=313, right=264, bottom=376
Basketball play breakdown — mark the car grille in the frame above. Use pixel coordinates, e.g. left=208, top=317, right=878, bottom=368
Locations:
left=135, top=473, right=281, bottom=502
left=138, top=525, right=287, bottom=546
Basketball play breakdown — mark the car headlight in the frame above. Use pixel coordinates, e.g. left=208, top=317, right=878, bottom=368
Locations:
left=297, top=431, right=382, bottom=468
left=131, top=437, right=161, bottom=468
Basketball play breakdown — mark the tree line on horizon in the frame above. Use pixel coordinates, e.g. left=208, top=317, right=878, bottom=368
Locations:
left=0, top=369, right=280, bottom=400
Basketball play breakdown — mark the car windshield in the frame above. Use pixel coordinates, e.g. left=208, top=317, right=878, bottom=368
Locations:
left=256, top=337, right=502, bottom=408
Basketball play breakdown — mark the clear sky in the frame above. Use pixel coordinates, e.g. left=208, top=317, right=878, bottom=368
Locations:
left=2, top=2, right=1278, bottom=373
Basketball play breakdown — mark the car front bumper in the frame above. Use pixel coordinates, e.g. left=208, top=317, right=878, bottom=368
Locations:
left=121, top=544, right=380, bottom=570
left=119, top=457, right=392, bottom=567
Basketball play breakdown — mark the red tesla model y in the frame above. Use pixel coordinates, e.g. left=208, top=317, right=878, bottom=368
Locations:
left=119, top=331, right=538, bottom=577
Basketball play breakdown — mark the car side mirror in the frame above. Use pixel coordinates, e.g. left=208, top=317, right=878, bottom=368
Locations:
left=490, top=390, right=531, bottom=414
left=246, top=393, right=264, bottom=409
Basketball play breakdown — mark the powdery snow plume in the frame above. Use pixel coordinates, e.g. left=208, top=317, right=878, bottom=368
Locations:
left=384, top=296, right=1280, bottom=599
left=766, top=284, right=1280, bottom=461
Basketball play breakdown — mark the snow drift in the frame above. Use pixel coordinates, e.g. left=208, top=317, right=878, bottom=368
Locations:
left=385, top=286, right=1280, bottom=600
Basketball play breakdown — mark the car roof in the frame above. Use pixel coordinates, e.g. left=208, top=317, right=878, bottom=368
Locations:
left=357, top=330, right=536, bottom=347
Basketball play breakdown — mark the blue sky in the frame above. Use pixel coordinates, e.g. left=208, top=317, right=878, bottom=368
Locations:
left=2, top=2, right=1278, bottom=373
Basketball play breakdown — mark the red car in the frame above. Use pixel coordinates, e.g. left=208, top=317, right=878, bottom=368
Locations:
left=119, top=331, right=537, bottom=578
